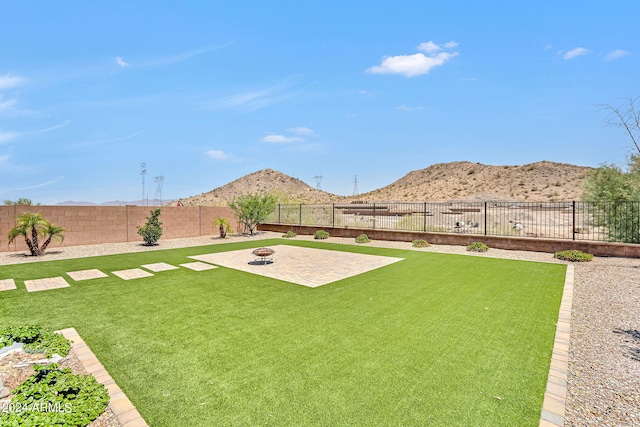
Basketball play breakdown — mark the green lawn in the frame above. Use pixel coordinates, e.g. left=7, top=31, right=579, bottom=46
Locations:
left=0, top=239, right=566, bottom=426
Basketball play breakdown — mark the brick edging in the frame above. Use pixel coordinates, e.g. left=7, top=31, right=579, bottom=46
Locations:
left=59, top=328, right=149, bottom=427
left=539, top=264, right=573, bottom=426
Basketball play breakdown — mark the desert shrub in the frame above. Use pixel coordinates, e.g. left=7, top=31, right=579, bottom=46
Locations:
left=137, top=208, right=163, bottom=245
left=0, top=364, right=109, bottom=426
left=412, top=239, right=430, bottom=248
left=554, top=250, right=594, bottom=262
left=467, top=242, right=489, bottom=252
left=355, top=234, right=371, bottom=244
left=282, top=231, right=297, bottom=238
left=0, top=325, right=71, bottom=357
left=314, top=230, right=330, bottom=239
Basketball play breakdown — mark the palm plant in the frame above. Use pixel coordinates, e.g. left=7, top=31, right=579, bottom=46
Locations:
left=7, top=212, right=65, bottom=256
left=212, top=217, right=233, bottom=238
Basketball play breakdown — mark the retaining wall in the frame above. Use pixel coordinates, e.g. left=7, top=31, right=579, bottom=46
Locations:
left=259, top=223, right=640, bottom=258
left=1, top=205, right=238, bottom=253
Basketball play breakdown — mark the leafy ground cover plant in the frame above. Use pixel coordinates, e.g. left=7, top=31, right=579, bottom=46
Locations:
left=412, top=239, right=430, bottom=248
left=554, top=249, right=594, bottom=262
left=355, top=234, right=371, bottom=244
left=7, top=212, right=65, bottom=256
left=467, top=242, right=489, bottom=252
left=282, top=231, right=297, bottom=238
left=0, top=325, right=71, bottom=357
left=0, top=364, right=109, bottom=426
left=137, top=208, right=163, bottom=245
left=314, top=230, right=330, bottom=239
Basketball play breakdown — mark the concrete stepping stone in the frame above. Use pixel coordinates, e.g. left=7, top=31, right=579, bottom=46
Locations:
left=112, top=268, right=154, bottom=280
left=0, top=279, right=16, bottom=291
left=67, top=269, right=108, bottom=281
left=141, top=262, right=179, bottom=272
left=179, top=262, right=218, bottom=272
left=24, top=277, right=70, bottom=292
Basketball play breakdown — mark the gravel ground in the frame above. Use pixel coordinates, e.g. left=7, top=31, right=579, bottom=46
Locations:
left=1, top=232, right=639, bottom=425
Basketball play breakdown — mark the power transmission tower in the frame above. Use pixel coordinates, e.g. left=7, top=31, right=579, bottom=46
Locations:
left=154, top=174, right=165, bottom=206
left=140, top=163, right=147, bottom=206
left=352, top=175, right=359, bottom=196
left=313, top=173, right=324, bottom=191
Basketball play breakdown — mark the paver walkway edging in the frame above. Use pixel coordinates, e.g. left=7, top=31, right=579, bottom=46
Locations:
left=539, top=264, right=574, bottom=427
left=59, top=328, right=148, bottom=427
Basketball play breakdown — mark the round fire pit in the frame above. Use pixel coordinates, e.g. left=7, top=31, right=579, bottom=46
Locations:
left=251, top=247, right=275, bottom=264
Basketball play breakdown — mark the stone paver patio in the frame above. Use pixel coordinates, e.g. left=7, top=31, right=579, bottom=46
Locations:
left=24, top=276, right=70, bottom=292
left=189, top=245, right=404, bottom=287
left=141, top=262, right=180, bottom=272
left=0, top=279, right=16, bottom=291
left=112, top=268, right=154, bottom=280
left=67, top=269, right=109, bottom=281
left=179, top=261, right=218, bottom=271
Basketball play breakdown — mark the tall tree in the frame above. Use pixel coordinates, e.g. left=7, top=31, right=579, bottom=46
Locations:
left=229, top=193, right=277, bottom=235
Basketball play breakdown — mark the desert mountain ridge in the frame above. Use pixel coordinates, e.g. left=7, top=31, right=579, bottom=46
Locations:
left=178, top=161, right=593, bottom=206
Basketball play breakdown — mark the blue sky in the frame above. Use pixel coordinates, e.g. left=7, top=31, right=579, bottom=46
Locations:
left=1, top=1, right=639, bottom=204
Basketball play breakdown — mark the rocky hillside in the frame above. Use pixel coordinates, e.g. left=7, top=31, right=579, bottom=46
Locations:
left=352, top=161, right=592, bottom=202
left=179, top=161, right=593, bottom=206
left=179, top=169, right=343, bottom=206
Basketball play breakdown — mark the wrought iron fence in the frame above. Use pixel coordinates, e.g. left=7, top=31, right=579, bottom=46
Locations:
left=266, top=201, right=640, bottom=243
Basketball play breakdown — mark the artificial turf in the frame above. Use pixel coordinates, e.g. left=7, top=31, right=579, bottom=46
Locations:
left=0, top=239, right=566, bottom=426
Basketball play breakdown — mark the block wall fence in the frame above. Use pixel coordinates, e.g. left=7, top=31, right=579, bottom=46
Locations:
left=0, top=205, right=239, bottom=253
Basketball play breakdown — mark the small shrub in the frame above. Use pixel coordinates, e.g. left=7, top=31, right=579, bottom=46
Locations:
left=355, top=234, right=371, bottom=244
left=0, top=364, right=109, bottom=426
left=0, top=325, right=71, bottom=357
left=554, top=250, right=594, bottom=262
left=282, top=231, right=297, bottom=238
left=212, top=217, right=234, bottom=238
left=137, top=208, right=163, bottom=245
left=467, top=242, right=489, bottom=252
left=314, top=230, right=330, bottom=239
left=412, top=239, right=430, bottom=248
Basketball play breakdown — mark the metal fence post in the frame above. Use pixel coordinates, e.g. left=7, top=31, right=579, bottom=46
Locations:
left=423, top=202, right=427, bottom=232
left=332, top=203, right=335, bottom=227
left=484, top=202, right=487, bottom=236
left=299, top=204, right=302, bottom=225
left=572, top=201, right=576, bottom=241
left=278, top=204, right=281, bottom=224
left=373, top=203, right=376, bottom=229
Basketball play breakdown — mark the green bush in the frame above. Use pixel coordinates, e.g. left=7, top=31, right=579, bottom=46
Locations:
left=355, top=234, right=371, bottom=244
left=0, top=325, right=71, bottom=357
left=467, top=242, right=489, bottom=252
left=282, top=231, right=297, bottom=238
left=412, top=239, right=430, bottom=248
left=0, top=364, right=109, bottom=426
left=314, top=230, right=330, bottom=239
left=137, top=208, right=163, bottom=245
left=554, top=250, right=594, bottom=262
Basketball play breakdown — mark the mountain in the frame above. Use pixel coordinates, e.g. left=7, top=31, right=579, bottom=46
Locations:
left=178, top=169, right=344, bottom=206
left=179, top=161, right=593, bottom=206
left=351, top=161, right=592, bottom=202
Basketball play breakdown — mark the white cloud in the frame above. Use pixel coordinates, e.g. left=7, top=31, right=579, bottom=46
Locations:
left=396, top=105, right=424, bottom=112
left=288, top=127, right=314, bottom=136
left=209, top=80, right=295, bottom=113
left=367, top=41, right=459, bottom=77
left=0, top=73, right=27, bottom=90
left=261, top=134, right=305, bottom=143
left=417, top=41, right=442, bottom=54
left=563, top=47, right=590, bottom=60
left=205, top=149, right=232, bottom=160
left=0, top=130, right=18, bottom=144
left=115, top=57, right=129, bottom=67
left=605, top=49, right=630, bottom=61
left=0, top=96, right=17, bottom=110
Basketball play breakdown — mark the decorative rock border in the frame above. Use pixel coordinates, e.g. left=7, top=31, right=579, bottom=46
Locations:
left=59, top=328, right=148, bottom=427
left=539, top=264, right=573, bottom=427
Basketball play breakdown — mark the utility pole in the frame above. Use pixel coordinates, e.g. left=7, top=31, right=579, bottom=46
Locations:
left=313, top=173, right=324, bottom=191
left=154, top=174, right=165, bottom=206
left=353, top=175, right=359, bottom=196
left=140, top=163, right=147, bottom=206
